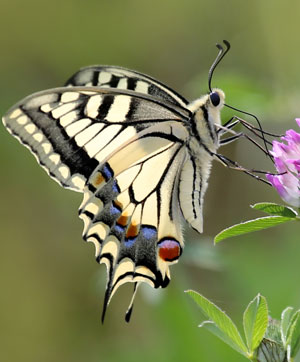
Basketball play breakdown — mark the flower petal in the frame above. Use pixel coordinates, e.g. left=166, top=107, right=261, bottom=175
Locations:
left=267, top=119, right=300, bottom=207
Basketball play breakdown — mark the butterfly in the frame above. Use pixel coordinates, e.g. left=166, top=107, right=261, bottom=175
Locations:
left=3, top=41, right=240, bottom=322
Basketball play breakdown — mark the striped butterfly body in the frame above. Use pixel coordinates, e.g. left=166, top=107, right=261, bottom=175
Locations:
left=3, top=65, right=225, bottom=321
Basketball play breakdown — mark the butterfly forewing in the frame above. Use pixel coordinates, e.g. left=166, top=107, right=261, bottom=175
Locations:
left=3, top=91, right=96, bottom=191
left=65, top=65, right=189, bottom=108
left=3, top=87, right=189, bottom=192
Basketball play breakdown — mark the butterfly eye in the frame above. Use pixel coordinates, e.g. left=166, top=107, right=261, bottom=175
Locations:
left=209, top=92, right=220, bottom=107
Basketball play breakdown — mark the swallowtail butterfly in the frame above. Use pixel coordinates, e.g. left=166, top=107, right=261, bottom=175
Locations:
left=3, top=41, right=239, bottom=321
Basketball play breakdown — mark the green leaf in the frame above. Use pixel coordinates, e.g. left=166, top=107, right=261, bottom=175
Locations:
left=281, top=307, right=294, bottom=347
left=243, top=294, right=268, bottom=353
left=200, top=321, right=247, bottom=355
left=185, top=290, right=248, bottom=356
left=286, top=310, right=300, bottom=357
left=214, top=216, right=295, bottom=243
left=251, top=202, right=298, bottom=218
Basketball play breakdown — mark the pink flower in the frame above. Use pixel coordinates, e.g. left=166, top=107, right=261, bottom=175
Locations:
left=266, top=119, right=300, bottom=208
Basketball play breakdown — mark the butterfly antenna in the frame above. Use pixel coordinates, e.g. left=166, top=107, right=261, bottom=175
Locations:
left=207, top=40, right=273, bottom=163
left=208, top=40, right=231, bottom=92
left=224, top=103, right=273, bottom=163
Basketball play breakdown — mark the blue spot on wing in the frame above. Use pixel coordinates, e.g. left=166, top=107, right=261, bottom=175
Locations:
left=110, top=203, right=121, bottom=216
left=112, top=180, right=120, bottom=193
left=102, top=163, right=114, bottom=180
left=114, top=224, right=125, bottom=233
left=124, top=237, right=137, bottom=247
left=141, top=225, right=157, bottom=240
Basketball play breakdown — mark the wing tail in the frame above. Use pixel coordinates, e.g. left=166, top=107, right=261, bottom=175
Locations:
left=80, top=129, right=187, bottom=319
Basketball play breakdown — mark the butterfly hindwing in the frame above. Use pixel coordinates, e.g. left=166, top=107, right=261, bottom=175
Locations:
left=65, top=65, right=189, bottom=108
left=78, top=123, right=189, bottom=319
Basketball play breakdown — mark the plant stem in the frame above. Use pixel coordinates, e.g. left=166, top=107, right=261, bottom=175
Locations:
left=248, top=354, right=258, bottom=362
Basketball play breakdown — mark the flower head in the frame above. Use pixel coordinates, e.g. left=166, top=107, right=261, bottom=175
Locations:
left=266, top=119, right=300, bottom=208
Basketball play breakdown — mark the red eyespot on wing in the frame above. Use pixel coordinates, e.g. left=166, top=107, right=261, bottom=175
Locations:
left=158, top=238, right=181, bottom=262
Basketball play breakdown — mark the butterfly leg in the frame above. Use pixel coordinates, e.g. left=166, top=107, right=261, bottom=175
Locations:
left=219, top=131, right=272, bottom=157
left=218, top=117, right=274, bottom=158
left=218, top=116, right=280, bottom=141
left=217, top=117, right=240, bottom=135
left=219, top=132, right=243, bottom=145
left=214, top=153, right=272, bottom=185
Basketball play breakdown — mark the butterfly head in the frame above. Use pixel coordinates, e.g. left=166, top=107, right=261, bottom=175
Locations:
left=206, top=87, right=225, bottom=127
left=209, top=88, right=225, bottom=108
left=188, top=88, right=225, bottom=148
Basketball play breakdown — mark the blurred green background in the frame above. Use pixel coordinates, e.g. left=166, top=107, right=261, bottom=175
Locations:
left=1, top=1, right=300, bottom=361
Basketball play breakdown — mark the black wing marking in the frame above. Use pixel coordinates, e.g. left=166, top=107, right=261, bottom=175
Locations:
left=3, top=86, right=190, bottom=192
left=79, top=123, right=188, bottom=321
left=65, top=65, right=189, bottom=108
